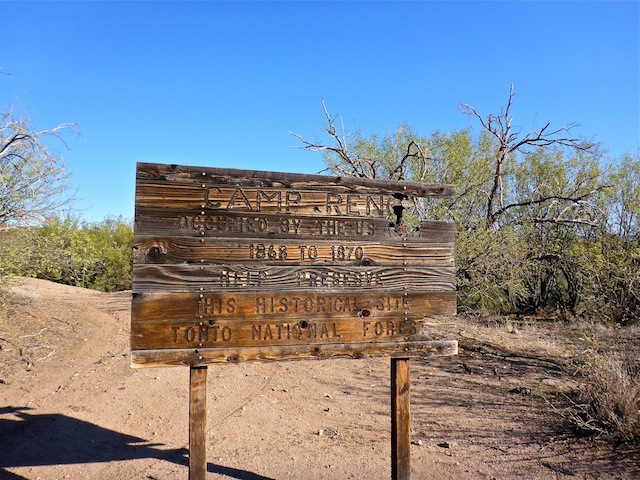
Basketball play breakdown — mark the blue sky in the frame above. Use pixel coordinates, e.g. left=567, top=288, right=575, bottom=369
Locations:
left=2, top=1, right=638, bottom=222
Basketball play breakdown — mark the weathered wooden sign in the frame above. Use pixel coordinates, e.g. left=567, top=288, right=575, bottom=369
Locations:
left=131, top=162, right=457, bottom=367
left=132, top=162, right=458, bottom=480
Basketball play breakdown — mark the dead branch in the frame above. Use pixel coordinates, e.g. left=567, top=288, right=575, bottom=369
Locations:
left=289, top=99, right=377, bottom=178
left=459, top=84, right=601, bottom=228
left=489, top=186, right=609, bottom=226
left=531, top=217, right=600, bottom=227
left=0, top=114, right=77, bottom=225
left=390, top=140, right=427, bottom=181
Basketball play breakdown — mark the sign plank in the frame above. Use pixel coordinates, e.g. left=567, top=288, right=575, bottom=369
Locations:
left=134, top=237, right=454, bottom=266
left=131, top=291, right=456, bottom=322
left=135, top=162, right=455, bottom=197
left=136, top=182, right=414, bottom=216
left=132, top=318, right=421, bottom=350
left=130, top=339, right=459, bottom=367
left=134, top=208, right=454, bottom=242
left=131, top=162, right=457, bottom=368
left=132, top=265, right=456, bottom=293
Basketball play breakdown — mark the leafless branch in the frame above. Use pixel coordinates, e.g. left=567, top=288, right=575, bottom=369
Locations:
left=289, top=99, right=380, bottom=179
left=390, top=140, right=426, bottom=181
left=0, top=113, right=77, bottom=225
left=459, top=84, right=601, bottom=228
left=531, top=217, right=600, bottom=227
left=489, top=186, right=608, bottom=226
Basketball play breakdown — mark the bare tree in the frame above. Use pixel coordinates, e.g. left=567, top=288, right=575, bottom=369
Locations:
left=289, top=99, right=427, bottom=181
left=290, top=90, right=624, bottom=315
left=0, top=109, right=76, bottom=225
left=291, top=89, right=604, bottom=230
left=459, top=84, right=601, bottom=228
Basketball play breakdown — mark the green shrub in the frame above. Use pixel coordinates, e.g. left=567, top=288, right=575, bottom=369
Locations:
left=0, top=216, right=133, bottom=292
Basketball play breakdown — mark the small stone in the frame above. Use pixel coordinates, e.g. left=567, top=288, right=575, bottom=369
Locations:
left=437, top=441, right=457, bottom=449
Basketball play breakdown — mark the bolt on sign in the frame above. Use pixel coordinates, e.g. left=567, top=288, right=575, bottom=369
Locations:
left=131, top=162, right=458, bottom=367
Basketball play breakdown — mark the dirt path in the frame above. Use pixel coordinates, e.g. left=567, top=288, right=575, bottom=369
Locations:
left=0, top=278, right=637, bottom=479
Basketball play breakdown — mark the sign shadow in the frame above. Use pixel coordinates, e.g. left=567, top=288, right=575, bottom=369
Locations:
left=0, top=407, right=272, bottom=480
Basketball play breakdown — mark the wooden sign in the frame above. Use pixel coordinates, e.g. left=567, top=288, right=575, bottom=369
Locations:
left=131, top=162, right=457, bottom=368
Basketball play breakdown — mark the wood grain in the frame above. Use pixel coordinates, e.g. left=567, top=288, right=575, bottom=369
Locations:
left=135, top=162, right=456, bottom=198
left=136, top=182, right=413, bottom=216
left=132, top=264, right=456, bottom=293
left=132, top=317, right=441, bottom=351
left=130, top=339, right=459, bottom=367
left=391, top=358, right=411, bottom=480
left=189, top=366, right=207, bottom=480
left=131, top=291, right=456, bottom=322
left=133, top=237, right=454, bottom=266
left=134, top=207, right=455, bottom=243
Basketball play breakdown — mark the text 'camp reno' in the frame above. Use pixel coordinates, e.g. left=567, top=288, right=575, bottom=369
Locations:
left=203, top=187, right=399, bottom=217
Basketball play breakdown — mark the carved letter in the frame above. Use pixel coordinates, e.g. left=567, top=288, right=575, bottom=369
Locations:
left=326, top=193, right=342, bottom=214
left=256, top=297, right=266, bottom=314
left=252, top=324, right=261, bottom=340
left=320, top=323, right=330, bottom=338
left=227, top=188, right=253, bottom=210
left=258, top=190, right=282, bottom=211
left=346, top=195, right=361, bottom=216
left=171, top=326, right=180, bottom=342
left=204, top=187, right=222, bottom=208
left=286, top=191, right=301, bottom=212
left=222, top=326, right=232, bottom=342
left=263, top=324, right=274, bottom=340
left=366, top=195, right=383, bottom=217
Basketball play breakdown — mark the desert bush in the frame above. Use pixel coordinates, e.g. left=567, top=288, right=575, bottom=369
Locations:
left=455, top=226, right=526, bottom=313
left=575, top=236, right=640, bottom=325
left=0, top=227, right=33, bottom=281
left=569, top=351, right=640, bottom=442
left=80, top=217, right=134, bottom=292
left=0, top=216, right=133, bottom=292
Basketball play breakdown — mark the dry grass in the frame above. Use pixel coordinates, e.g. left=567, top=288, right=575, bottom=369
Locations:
left=568, top=350, right=640, bottom=442
left=453, top=313, right=640, bottom=444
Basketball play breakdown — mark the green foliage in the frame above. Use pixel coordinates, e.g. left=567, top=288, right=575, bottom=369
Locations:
left=455, top=225, right=526, bottom=313
left=296, top=96, right=639, bottom=321
left=452, top=150, right=638, bottom=319
left=605, top=153, right=640, bottom=242
left=576, top=235, right=640, bottom=325
left=0, top=216, right=133, bottom=292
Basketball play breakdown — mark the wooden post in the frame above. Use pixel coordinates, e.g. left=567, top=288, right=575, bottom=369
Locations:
left=391, top=358, right=411, bottom=480
left=189, top=366, right=208, bottom=480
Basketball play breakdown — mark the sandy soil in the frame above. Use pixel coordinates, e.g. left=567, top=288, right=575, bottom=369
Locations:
left=0, top=277, right=638, bottom=480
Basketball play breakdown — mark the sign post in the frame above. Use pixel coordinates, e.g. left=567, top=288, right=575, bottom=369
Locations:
left=391, top=358, right=411, bottom=480
left=189, top=366, right=207, bottom=480
left=131, top=162, right=457, bottom=479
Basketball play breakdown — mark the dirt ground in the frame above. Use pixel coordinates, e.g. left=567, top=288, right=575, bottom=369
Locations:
left=0, top=277, right=638, bottom=480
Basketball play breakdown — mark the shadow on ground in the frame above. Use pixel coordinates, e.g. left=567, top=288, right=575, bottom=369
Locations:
left=0, top=407, right=273, bottom=480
